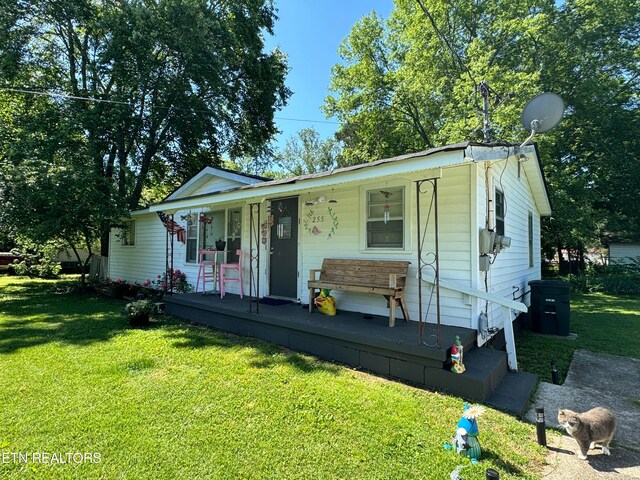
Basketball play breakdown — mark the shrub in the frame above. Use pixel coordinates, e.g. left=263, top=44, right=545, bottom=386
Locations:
left=124, top=299, right=158, bottom=326
left=568, top=259, right=640, bottom=295
left=10, top=239, right=61, bottom=279
left=152, top=268, right=192, bottom=294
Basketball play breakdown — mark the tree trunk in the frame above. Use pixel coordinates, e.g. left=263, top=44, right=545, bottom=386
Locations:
left=557, top=244, right=568, bottom=275
left=100, top=230, right=109, bottom=258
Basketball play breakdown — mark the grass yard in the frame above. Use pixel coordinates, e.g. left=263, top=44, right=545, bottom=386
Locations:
left=516, top=292, right=640, bottom=384
left=0, top=276, right=547, bottom=479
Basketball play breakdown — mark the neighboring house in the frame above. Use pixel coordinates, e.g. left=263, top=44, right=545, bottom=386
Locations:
left=601, top=232, right=640, bottom=265
left=55, top=248, right=90, bottom=271
left=0, top=252, right=21, bottom=272
left=108, top=141, right=550, bottom=369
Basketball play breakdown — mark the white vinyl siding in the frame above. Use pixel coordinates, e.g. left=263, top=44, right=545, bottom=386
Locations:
left=475, top=157, right=543, bottom=344
left=108, top=147, right=548, bottom=335
left=609, top=243, right=640, bottom=264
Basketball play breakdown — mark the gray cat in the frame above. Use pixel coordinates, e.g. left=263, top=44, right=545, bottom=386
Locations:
left=558, top=407, right=616, bottom=459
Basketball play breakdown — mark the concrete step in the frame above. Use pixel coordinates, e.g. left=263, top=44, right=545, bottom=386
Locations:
left=486, top=370, right=538, bottom=416
left=425, top=346, right=508, bottom=401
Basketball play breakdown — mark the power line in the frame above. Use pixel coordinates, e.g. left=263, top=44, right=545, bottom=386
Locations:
left=275, top=116, right=339, bottom=125
left=413, top=0, right=479, bottom=89
left=0, top=86, right=340, bottom=125
left=2, top=87, right=131, bottom=106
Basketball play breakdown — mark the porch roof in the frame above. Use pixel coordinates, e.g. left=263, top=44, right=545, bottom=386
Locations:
left=132, top=141, right=551, bottom=216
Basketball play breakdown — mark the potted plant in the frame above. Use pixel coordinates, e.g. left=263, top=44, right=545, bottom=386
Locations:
left=109, top=278, right=130, bottom=298
left=215, top=236, right=226, bottom=251
left=124, top=299, right=158, bottom=327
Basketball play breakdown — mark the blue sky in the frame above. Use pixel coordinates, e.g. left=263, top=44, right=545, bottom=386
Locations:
left=265, top=0, right=394, bottom=150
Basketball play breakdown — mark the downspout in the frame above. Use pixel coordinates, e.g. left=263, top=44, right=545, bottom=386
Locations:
left=478, top=161, right=496, bottom=338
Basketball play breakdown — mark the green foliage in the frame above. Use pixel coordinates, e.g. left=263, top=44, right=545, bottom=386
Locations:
left=275, top=128, right=342, bottom=176
left=10, top=238, right=62, bottom=279
left=124, top=299, right=158, bottom=319
left=153, top=268, right=192, bottom=294
left=324, top=1, right=547, bottom=164
left=0, top=276, right=547, bottom=479
left=0, top=0, right=290, bottom=258
left=567, top=259, right=640, bottom=295
left=325, top=0, right=640, bottom=256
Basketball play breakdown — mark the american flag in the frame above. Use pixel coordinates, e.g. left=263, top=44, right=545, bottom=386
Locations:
left=157, top=211, right=186, bottom=244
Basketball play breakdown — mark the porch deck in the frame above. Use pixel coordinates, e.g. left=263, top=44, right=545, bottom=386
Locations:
left=164, top=292, right=536, bottom=412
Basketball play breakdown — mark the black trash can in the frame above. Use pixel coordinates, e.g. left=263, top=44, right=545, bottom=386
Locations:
left=528, top=280, right=570, bottom=336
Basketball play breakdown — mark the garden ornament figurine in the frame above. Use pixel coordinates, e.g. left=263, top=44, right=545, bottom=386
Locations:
left=451, top=335, right=466, bottom=374
left=451, top=403, right=485, bottom=460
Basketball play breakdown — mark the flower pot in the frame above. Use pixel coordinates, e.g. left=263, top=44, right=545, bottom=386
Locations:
left=215, top=240, right=226, bottom=251
left=129, top=313, right=150, bottom=327
left=110, top=284, right=129, bottom=299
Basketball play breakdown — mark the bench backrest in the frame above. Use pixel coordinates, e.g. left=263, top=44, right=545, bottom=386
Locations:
left=319, top=258, right=410, bottom=288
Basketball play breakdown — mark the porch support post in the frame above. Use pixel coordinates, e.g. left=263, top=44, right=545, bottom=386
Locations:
left=249, top=202, right=261, bottom=314
left=502, top=305, right=518, bottom=371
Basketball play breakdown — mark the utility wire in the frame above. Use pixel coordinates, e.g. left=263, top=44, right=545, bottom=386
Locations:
left=0, top=86, right=340, bottom=125
left=414, top=0, right=479, bottom=90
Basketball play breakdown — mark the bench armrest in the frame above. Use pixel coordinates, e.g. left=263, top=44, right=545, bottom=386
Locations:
left=309, top=269, right=323, bottom=281
left=388, top=273, right=406, bottom=288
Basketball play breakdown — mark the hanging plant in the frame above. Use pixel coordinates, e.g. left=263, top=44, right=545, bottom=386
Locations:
left=199, top=213, right=212, bottom=224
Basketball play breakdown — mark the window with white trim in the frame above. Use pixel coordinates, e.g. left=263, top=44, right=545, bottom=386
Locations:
left=186, top=217, right=198, bottom=263
left=366, top=187, right=404, bottom=249
left=121, top=220, right=135, bottom=246
left=185, top=208, right=242, bottom=263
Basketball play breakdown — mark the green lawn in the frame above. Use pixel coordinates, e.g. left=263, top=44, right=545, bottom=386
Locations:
left=516, top=292, right=640, bottom=384
left=0, top=276, right=546, bottom=479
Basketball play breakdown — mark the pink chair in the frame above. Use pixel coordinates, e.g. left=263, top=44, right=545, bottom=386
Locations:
left=195, top=249, right=217, bottom=294
left=218, top=249, right=243, bottom=299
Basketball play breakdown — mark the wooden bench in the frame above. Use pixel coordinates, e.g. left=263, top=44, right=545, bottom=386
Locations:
left=308, top=258, right=411, bottom=327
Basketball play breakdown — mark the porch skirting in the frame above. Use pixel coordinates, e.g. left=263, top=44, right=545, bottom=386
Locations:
left=163, top=293, right=521, bottom=403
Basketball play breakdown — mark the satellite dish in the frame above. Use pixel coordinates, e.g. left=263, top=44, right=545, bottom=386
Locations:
left=520, top=92, right=564, bottom=147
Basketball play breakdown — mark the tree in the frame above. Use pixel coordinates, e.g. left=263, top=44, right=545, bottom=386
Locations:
left=0, top=0, right=290, bottom=255
left=324, top=0, right=550, bottom=164
left=275, top=128, right=342, bottom=176
left=0, top=90, right=126, bottom=285
left=535, top=0, right=640, bottom=267
left=324, top=0, right=640, bottom=262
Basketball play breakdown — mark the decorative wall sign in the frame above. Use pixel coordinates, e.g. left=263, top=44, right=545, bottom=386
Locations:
left=303, top=206, right=339, bottom=239
left=261, top=215, right=274, bottom=245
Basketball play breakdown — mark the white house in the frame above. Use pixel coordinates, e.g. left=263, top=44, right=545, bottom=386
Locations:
left=602, top=233, right=640, bottom=265
left=109, top=141, right=551, bottom=369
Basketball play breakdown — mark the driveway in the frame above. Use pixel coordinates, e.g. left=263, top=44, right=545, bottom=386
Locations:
left=525, top=350, right=640, bottom=479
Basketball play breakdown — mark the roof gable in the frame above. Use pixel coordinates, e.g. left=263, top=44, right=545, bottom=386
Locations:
left=165, top=166, right=267, bottom=201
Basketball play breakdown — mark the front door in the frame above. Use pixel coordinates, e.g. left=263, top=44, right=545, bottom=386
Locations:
left=269, top=197, right=298, bottom=298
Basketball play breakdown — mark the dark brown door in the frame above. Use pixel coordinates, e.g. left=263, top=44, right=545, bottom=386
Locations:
left=269, top=197, right=298, bottom=298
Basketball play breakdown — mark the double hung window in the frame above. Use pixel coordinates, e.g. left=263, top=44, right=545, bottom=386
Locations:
left=366, top=187, right=404, bottom=249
